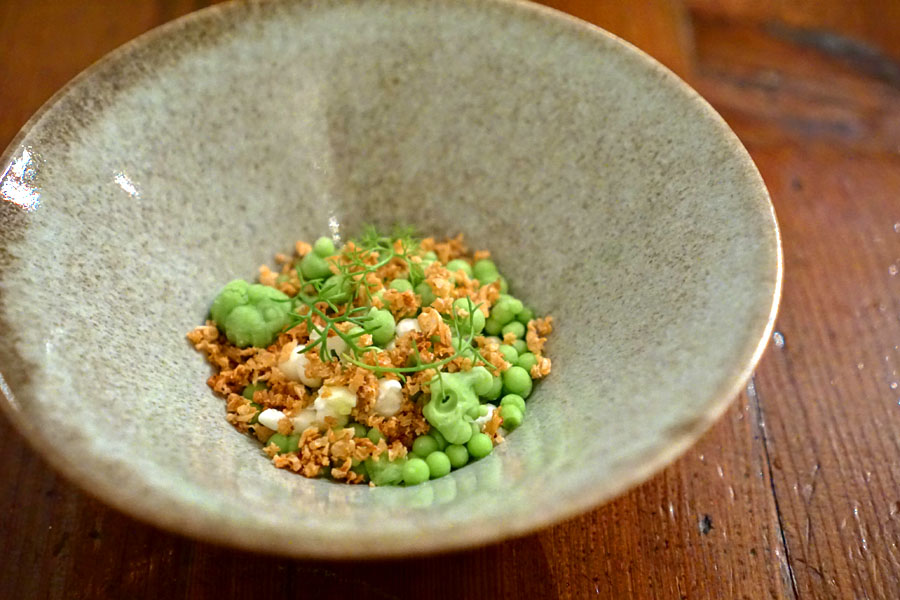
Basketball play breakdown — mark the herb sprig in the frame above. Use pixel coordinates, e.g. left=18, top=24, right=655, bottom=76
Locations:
left=282, top=227, right=495, bottom=383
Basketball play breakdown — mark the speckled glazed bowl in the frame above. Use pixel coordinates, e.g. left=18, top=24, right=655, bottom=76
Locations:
left=0, top=0, right=780, bottom=557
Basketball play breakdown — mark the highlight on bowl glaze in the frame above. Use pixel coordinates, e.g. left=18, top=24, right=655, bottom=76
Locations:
left=0, top=0, right=780, bottom=557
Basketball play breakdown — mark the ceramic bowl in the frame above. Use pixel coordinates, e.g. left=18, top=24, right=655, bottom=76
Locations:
left=0, top=0, right=780, bottom=557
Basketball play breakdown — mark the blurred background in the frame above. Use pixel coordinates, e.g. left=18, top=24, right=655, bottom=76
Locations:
left=2, top=1, right=899, bottom=599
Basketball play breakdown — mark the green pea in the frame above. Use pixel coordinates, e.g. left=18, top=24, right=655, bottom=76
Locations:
left=516, top=352, right=538, bottom=372
left=500, top=404, right=524, bottom=430
left=366, top=307, right=396, bottom=346
left=423, top=250, right=438, bottom=263
left=500, top=394, right=526, bottom=414
left=498, top=294, right=524, bottom=315
left=415, top=281, right=436, bottom=306
left=467, top=404, right=481, bottom=419
left=472, top=259, right=497, bottom=277
left=242, top=383, right=266, bottom=400
left=445, top=259, right=473, bottom=278
left=247, top=402, right=262, bottom=424
left=367, top=427, right=384, bottom=444
left=467, top=433, right=493, bottom=459
left=267, top=433, right=288, bottom=453
left=481, top=375, right=503, bottom=401
left=319, top=274, right=352, bottom=304
left=430, top=429, right=448, bottom=450
left=471, top=421, right=481, bottom=436
left=402, top=458, right=430, bottom=486
left=390, top=278, right=413, bottom=293
left=267, top=433, right=300, bottom=454
left=451, top=336, right=477, bottom=362
left=412, top=435, right=439, bottom=458
left=351, top=423, right=368, bottom=438
left=498, top=344, right=519, bottom=364
left=512, top=339, right=528, bottom=355
left=499, top=276, right=509, bottom=294
left=473, top=259, right=499, bottom=283
left=445, top=444, right=469, bottom=468
left=452, top=297, right=485, bottom=335
left=501, top=321, right=526, bottom=340
left=484, top=316, right=503, bottom=336
left=329, top=415, right=350, bottom=430
left=477, top=272, right=500, bottom=285
left=426, top=451, right=452, bottom=479
left=516, top=307, right=535, bottom=324
left=502, top=366, right=533, bottom=398
left=313, top=236, right=335, bottom=257
left=489, top=301, right=516, bottom=326
left=365, top=454, right=406, bottom=486
left=299, top=252, right=332, bottom=280
left=347, top=325, right=366, bottom=341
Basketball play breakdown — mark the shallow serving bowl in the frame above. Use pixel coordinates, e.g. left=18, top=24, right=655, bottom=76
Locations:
left=0, top=0, right=780, bottom=557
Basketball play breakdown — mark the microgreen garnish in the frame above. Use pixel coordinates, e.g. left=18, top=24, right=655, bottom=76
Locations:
left=282, top=228, right=495, bottom=382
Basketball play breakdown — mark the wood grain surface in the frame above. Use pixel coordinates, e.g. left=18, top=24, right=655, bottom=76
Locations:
left=2, top=1, right=899, bottom=598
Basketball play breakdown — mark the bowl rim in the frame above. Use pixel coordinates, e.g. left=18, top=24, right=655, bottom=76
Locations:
left=0, top=0, right=782, bottom=558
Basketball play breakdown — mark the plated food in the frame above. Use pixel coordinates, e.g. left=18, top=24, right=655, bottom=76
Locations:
left=188, top=228, right=553, bottom=486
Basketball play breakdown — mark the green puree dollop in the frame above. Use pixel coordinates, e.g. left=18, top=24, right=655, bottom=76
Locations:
left=423, top=366, right=494, bottom=445
left=209, top=279, right=292, bottom=348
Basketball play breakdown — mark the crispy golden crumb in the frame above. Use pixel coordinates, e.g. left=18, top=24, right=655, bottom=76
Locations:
left=277, top=417, right=293, bottom=435
left=188, top=233, right=552, bottom=485
left=258, top=264, right=278, bottom=287
left=531, top=356, right=552, bottom=379
left=421, top=234, right=467, bottom=263
left=525, top=319, right=546, bottom=354
left=382, top=288, right=419, bottom=319
left=254, top=426, right=275, bottom=443
left=417, top=308, right=451, bottom=346
left=366, top=401, right=430, bottom=448
left=330, top=457, right=353, bottom=480
left=263, top=442, right=280, bottom=458
left=534, top=316, right=554, bottom=336
left=484, top=407, right=505, bottom=443
left=474, top=336, right=510, bottom=374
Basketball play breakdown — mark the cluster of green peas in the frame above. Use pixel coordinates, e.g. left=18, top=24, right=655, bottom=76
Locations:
left=240, top=240, right=544, bottom=486
left=261, top=412, right=504, bottom=484
left=395, top=257, right=539, bottom=485
left=469, top=258, right=540, bottom=427
left=401, top=387, right=528, bottom=485
left=253, top=391, right=531, bottom=487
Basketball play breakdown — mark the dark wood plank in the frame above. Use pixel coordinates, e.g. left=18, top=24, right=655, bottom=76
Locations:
left=687, top=0, right=900, bottom=65
left=539, top=391, right=793, bottom=599
left=691, top=13, right=900, bottom=599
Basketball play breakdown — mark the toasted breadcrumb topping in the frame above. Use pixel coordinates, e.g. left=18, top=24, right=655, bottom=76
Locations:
left=187, top=232, right=552, bottom=485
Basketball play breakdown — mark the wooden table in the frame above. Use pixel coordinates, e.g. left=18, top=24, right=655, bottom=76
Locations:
left=2, top=2, right=899, bottom=598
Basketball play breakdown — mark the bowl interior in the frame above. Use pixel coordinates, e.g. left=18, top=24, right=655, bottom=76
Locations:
left=0, top=0, right=779, bottom=556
